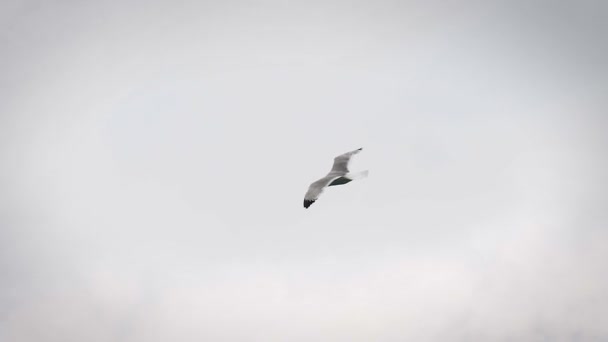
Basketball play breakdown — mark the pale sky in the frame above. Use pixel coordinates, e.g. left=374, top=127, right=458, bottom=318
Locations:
left=1, top=1, right=607, bottom=341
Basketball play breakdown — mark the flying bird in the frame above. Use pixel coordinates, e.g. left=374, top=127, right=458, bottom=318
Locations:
left=303, top=148, right=369, bottom=208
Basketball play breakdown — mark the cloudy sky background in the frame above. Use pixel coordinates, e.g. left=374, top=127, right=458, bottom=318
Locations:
left=1, top=1, right=607, bottom=341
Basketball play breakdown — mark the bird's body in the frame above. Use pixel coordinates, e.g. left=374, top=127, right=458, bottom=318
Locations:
left=303, top=148, right=368, bottom=208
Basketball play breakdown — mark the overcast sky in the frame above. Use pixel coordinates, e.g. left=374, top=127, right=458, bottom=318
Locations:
left=1, top=1, right=607, bottom=341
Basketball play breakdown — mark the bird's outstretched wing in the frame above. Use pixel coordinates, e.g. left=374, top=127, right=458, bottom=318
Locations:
left=330, top=148, right=363, bottom=174
left=303, top=176, right=336, bottom=208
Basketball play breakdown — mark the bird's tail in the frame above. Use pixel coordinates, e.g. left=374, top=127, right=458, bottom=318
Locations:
left=346, top=170, right=369, bottom=181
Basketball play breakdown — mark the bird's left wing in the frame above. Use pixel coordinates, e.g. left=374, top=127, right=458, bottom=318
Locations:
left=303, top=176, right=336, bottom=208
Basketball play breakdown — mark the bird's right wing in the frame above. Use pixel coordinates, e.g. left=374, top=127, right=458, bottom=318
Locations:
left=330, top=148, right=363, bottom=173
left=303, top=176, right=336, bottom=208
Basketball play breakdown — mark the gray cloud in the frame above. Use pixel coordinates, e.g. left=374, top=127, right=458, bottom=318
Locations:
left=1, top=1, right=607, bottom=341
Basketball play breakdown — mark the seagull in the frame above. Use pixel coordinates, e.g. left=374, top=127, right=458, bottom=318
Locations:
left=303, top=148, right=369, bottom=208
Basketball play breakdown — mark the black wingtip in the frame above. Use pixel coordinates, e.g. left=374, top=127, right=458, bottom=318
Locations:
left=358, top=147, right=363, bottom=150
left=304, top=199, right=315, bottom=209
